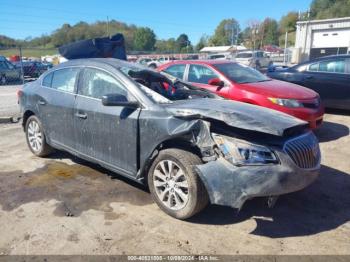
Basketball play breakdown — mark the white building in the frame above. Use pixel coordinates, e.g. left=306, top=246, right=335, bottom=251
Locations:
left=200, top=45, right=247, bottom=53
left=294, top=17, right=350, bottom=63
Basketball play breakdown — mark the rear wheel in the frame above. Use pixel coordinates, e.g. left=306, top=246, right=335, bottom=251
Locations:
left=25, top=115, right=53, bottom=157
left=148, top=149, right=209, bottom=219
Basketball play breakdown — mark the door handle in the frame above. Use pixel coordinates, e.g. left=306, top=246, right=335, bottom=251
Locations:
left=75, top=112, right=87, bottom=119
left=305, top=75, right=314, bottom=80
left=38, top=100, right=46, bottom=105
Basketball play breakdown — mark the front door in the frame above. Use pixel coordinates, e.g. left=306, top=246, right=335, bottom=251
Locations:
left=74, top=67, right=140, bottom=176
left=186, top=64, right=229, bottom=98
left=303, top=58, right=350, bottom=109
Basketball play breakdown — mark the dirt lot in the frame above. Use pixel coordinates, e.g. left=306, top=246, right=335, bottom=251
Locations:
left=0, top=85, right=349, bottom=255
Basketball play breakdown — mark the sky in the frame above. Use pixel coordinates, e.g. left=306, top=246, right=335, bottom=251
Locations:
left=0, top=0, right=312, bottom=43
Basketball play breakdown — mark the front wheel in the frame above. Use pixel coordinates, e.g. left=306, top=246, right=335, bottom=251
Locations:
left=25, top=115, right=53, bottom=157
left=148, top=148, right=209, bottom=219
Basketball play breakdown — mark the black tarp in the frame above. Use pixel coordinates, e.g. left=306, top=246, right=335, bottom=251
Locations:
left=58, top=33, right=127, bottom=60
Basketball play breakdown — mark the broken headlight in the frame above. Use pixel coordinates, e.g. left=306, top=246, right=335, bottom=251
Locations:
left=212, top=134, right=278, bottom=166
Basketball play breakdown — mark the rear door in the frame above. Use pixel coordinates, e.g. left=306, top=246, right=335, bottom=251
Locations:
left=74, top=67, right=140, bottom=176
left=302, top=58, right=350, bottom=109
left=38, top=67, right=80, bottom=148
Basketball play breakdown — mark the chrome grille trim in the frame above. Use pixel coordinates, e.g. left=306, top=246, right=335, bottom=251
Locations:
left=283, top=132, right=321, bottom=169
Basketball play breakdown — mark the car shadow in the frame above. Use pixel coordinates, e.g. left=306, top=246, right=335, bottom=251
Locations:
left=314, top=121, right=349, bottom=143
left=189, top=165, right=350, bottom=238
left=49, top=150, right=149, bottom=192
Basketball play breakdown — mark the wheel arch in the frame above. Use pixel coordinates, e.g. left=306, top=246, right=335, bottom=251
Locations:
left=139, top=137, right=203, bottom=182
left=22, top=110, right=35, bottom=129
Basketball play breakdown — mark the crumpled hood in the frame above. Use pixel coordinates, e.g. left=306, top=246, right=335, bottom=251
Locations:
left=165, top=98, right=307, bottom=136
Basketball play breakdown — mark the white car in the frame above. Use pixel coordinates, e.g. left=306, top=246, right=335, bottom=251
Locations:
left=235, top=51, right=272, bottom=69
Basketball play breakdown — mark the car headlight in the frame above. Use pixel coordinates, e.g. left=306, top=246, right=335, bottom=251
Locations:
left=212, top=134, right=278, bottom=166
left=268, top=97, right=304, bottom=108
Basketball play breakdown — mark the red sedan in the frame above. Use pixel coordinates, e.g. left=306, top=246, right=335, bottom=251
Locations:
left=158, top=60, right=324, bottom=129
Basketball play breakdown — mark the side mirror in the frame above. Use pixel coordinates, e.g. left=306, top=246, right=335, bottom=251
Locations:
left=102, top=94, right=139, bottom=108
left=208, top=78, right=225, bottom=90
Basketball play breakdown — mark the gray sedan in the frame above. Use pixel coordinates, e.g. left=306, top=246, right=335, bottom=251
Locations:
left=19, top=58, right=321, bottom=219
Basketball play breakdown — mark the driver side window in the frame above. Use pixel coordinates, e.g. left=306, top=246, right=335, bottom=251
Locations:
left=188, top=65, right=218, bottom=84
left=79, top=68, right=127, bottom=99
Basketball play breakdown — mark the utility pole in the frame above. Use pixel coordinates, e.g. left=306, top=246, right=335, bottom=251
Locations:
left=106, top=16, right=110, bottom=37
left=19, top=46, right=24, bottom=85
left=284, top=31, right=288, bottom=65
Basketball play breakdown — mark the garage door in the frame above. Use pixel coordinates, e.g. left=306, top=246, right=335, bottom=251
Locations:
left=311, top=29, right=350, bottom=48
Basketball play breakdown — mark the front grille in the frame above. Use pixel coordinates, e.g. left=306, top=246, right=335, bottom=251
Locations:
left=283, top=132, right=321, bottom=169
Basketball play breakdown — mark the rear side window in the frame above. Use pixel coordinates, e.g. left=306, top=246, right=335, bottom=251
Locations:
left=51, top=68, right=80, bottom=93
left=42, top=72, right=53, bottom=87
left=79, top=68, right=127, bottom=99
left=319, top=60, right=345, bottom=73
left=163, top=64, right=186, bottom=79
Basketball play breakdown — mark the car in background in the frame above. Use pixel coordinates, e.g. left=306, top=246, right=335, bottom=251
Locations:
left=158, top=60, right=324, bottom=129
left=234, top=50, right=272, bottom=70
left=0, top=56, right=22, bottom=85
left=262, top=45, right=284, bottom=54
left=13, top=61, right=49, bottom=78
left=19, top=58, right=321, bottom=219
left=267, top=55, right=350, bottom=110
left=207, top=53, right=230, bottom=60
left=147, top=57, right=177, bottom=69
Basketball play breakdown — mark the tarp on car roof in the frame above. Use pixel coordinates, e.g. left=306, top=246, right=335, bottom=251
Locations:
left=58, top=33, right=127, bottom=60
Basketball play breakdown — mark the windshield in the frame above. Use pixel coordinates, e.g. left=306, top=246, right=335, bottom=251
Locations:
left=119, top=65, right=218, bottom=104
left=214, top=63, right=270, bottom=84
left=235, top=53, right=252, bottom=58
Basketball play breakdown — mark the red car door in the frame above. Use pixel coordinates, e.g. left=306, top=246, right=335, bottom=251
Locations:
left=185, top=64, right=230, bottom=98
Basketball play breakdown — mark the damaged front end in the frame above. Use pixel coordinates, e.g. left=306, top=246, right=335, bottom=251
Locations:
left=195, top=127, right=320, bottom=210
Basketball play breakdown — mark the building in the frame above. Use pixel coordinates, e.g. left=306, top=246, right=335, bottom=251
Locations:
left=199, top=45, right=247, bottom=53
left=294, top=17, right=350, bottom=63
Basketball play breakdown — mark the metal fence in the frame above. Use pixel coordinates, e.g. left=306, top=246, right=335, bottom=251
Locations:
left=0, top=47, right=57, bottom=86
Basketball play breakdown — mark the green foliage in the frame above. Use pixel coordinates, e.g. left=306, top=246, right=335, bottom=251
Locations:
left=279, top=12, right=299, bottom=33
left=310, top=0, right=350, bottom=19
left=176, top=34, right=191, bottom=52
left=133, top=27, right=156, bottom=51
left=261, top=18, right=279, bottom=45
left=195, top=35, right=209, bottom=51
left=210, top=18, right=240, bottom=46
left=155, top=38, right=177, bottom=53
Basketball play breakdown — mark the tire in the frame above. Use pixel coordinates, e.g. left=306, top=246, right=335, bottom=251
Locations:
left=25, top=115, right=53, bottom=157
left=148, top=148, right=209, bottom=219
left=0, top=75, right=6, bottom=85
left=255, top=61, right=261, bottom=71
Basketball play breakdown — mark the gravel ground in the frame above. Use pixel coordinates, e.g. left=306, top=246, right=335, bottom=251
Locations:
left=0, top=85, right=21, bottom=118
left=0, top=85, right=349, bottom=255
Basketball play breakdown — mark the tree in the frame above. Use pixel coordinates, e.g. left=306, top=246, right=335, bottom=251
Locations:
left=155, top=38, right=177, bottom=53
left=260, top=18, right=279, bottom=46
left=210, top=18, right=240, bottom=46
left=195, top=34, right=209, bottom=51
left=278, top=12, right=299, bottom=47
left=133, top=27, right=156, bottom=51
left=176, top=34, right=191, bottom=52
left=310, top=0, right=350, bottom=19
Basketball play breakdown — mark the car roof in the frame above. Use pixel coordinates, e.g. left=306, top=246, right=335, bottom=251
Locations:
left=54, top=58, right=146, bottom=70
left=300, top=54, right=350, bottom=65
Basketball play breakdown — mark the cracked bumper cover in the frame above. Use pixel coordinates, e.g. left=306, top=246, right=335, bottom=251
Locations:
left=195, top=150, right=320, bottom=209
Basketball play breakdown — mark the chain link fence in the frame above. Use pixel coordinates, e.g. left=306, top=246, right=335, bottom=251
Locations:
left=0, top=47, right=57, bottom=86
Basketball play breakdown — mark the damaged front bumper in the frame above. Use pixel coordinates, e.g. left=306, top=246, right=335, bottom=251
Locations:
left=196, top=146, right=320, bottom=210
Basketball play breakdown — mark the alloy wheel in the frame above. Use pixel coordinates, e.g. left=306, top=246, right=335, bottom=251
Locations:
left=27, top=120, right=43, bottom=152
left=153, top=160, right=189, bottom=210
